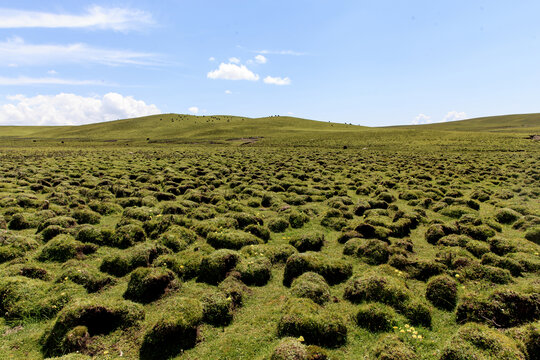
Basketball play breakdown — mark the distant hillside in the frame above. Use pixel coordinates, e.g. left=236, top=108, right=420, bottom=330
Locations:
left=1, top=112, right=539, bottom=144
left=403, top=113, right=540, bottom=132
left=0, top=114, right=364, bottom=141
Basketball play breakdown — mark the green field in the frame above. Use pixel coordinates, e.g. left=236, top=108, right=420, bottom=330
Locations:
left=0, top=114, right=538, bottom=360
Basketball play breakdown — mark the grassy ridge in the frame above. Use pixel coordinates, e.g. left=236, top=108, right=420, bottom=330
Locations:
left=0, top=114, right=363, bottom=141
left=1, top=112, right=539, bottom=143
left=398, top=113, right=540, bottom=132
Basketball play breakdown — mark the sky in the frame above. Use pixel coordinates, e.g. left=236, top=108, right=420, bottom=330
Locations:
left=0, top=1, right=540, bottom=127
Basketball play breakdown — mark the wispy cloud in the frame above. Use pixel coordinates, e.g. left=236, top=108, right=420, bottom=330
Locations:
left=207, top=63, right=259, bottom=81
left=0, top=37, right=162, bottom=67
left=0, top=76, right=112, bottom=86
left=264, top=76, right=291, bottom=85
left=257, top=49, right=306, bottom=56
left=0, top=6, right=153, bottom=31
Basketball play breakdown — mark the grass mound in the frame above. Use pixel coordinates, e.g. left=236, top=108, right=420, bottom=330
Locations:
left=440, top=323, right=525, bottom=360
left=139, top=297, right=202, bottom=360
left=277, top=298, right=347, bottom=347
left=42, top=299, right=144, bottom=357
left=123, top=267, right=177, bottom=303
left=283, top=252, right=352, bottom=286
left=291, top=271, right=331, bottom=305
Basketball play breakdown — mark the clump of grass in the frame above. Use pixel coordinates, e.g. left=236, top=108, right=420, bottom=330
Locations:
left=123, top=267, right=177, bottom=303
left=206, top=229, right=262, bottom=250
left=289, top=232, right=325, bottom=252
left=373, top=334, right=417, bottom=360
left=139, top=297, right=202, bottom=359
left=290, top=272, right=331, bottom=305
left=425, top=275, right=458, bottom=310
left=42, top=298, right=144, bottom=357
left=277, top=297, right=347, bottom=347
left=236, top=256, right=272, bottom=286
left=197, top=249, right=240, bottom=284
left=283, top=251, right=352, bottom=286
left=355, top=302, right=397, bottom=332
left=440, top=323, right=525, bottom=360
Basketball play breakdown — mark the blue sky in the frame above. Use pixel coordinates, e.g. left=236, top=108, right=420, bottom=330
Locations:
left=0, top=1, right=539, bottom=126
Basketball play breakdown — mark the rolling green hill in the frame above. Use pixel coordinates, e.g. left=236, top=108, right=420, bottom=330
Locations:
left=0, top=114, right=363, bottom=141
left=0, top=112, right=538, bottom=145
left=401, top=113, right=540, bottom=132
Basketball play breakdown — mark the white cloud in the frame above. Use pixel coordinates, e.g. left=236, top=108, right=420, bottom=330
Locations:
left=412, top=113, right=431, bottom=125
left=263, top=76, right=291, bottom=85
left=47, top=70, right=57, bottom=75
left=443, top=110, right=467, bottom=122
left=0, top=76, right=110, bottom=86
left=225, top=90, right=232, bottom=94
left=0, top=37, right=161, bottom=67
left=208, top=57, right=215, bottom=61
left=207, top=63, right=259, bottom=81
left=229, top=57, right=240, bottom=64
left=254, top=55, right=267, bottom=64
left=0, top=92, right=160, bottom=126
left=0, top=6, right=153, bottom=31
left=188, top=106, right=199, bottom=114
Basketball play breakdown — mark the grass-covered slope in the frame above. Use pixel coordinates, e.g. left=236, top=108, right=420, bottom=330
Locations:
left=404, top=113, right=540, bottom=132
left=0, top=114, right=364, bottom=141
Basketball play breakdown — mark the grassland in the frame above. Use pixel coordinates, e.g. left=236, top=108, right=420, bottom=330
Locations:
left=0, top=114, right=538, bottom=360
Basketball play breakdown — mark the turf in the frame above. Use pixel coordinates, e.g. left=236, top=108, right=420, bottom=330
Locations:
left=0, top=113, right=538, bottom=360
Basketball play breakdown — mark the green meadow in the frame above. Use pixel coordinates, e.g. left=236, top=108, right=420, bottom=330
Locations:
left=0, top=114, right=538, bottom=360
